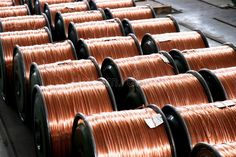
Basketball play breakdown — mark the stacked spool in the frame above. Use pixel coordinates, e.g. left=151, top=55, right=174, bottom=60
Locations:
left=1, top=1, right=236, bottom=157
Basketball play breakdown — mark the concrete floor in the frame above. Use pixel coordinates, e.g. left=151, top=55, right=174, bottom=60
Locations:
left=0, top=0, right=235, bottom=157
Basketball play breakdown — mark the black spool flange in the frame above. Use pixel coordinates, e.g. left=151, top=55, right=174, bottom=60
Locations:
left=71, top=104, right=176, bottom=157
left=169, top=49, right=190, bottom=73
left=195, top=30, right=209, bottom=48
left=34, top=0, right=42, bottom=15
left=141, top=33, right=160, bottom=55
left=199, top=69, right=228, bottom=102
left=27, top=0, right=35, bottom=14
left=162, top=104, right=192, bottom=157
left=190, top=143, right=221, bottom=157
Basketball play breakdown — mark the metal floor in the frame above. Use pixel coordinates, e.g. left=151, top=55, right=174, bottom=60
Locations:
left=0, top=0, right=235, bottom=157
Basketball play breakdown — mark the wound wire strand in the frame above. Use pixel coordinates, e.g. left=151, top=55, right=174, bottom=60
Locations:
left=0, top=15, right=48, bottom=32
left=0, top=5, right=29, bottom=18
left=149, top=31, right=207, bottom=51
left=0, top=0, right=14, bottom=7
left=78, top=107, right=173, bottom=157
left=37, top=0, right=74, bottom=12
left=84, top=36, right=140, bottom=64
left=39, top=81, right=114, bottom=157
left=92, top=0, right=135, bottom=9
left=181, top=45, right=236, bottom=71
left=138, top=73, right=209, bottom=108
left=107, top=6, right=154, bottom=20
left=177, top=100, right=236, bottom=148
left=72, top=19, right=124, bottom=40
left=129, top=17, right=178, bottom=42
left=36, top=59, right=100, bottom=85
left=113, top=53, right=176, bottom=81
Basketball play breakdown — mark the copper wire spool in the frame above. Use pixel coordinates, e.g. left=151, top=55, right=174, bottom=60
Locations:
left=13, top=40, right=76, bottom=122
left=0, top=0, right=14, bottom=7
left=199, top=67, right=236, bottom=102
left=0, top=28, right=52, bottom=98
left=89, top=0, right=135, bottom=10
left=0, top=14, right=50, bottom=32
left=76, top=34, right=141, bottom=64
left=0, top=5, right=30, bottom=18
left=123, top=16, right=180, bottom=42
left=162, top=99, right=236, bottom=157
left=72, top=105, right=176, bottom=157
left=55, top=9, right=106, bottom=40
left=120, top=71, right=212, bottom=110
left=34, top=0, right=74, bottom=14
left=141, top=31, right=209, bottom=54
left=101, top=52, right=178, bottom=106
left=68, top=18, right=125, bottom=50
left=191, top=142, right=236, bottom=157
left=30, top=58, right=101, bottom=92
left=104, top=5, right=156, bottom=20
left=44, top=1, right=90, bottom=28
left=169, top=44, right=236, bottom=73
left=33, top=79, right=116, bottom=157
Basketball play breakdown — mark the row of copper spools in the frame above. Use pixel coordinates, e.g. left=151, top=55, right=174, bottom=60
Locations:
left=1, top=0, right=236, bottom=157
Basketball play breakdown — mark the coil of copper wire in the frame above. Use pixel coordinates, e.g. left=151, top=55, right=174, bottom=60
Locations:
left=68, top=18, right=125, bottom=49
left=162, top=99, right=236, bottom=157
left=169, top=44, right=236, bottom=73
left=0, top=0, right=14, bottom=7
left=34, top=0, right=75, bottom=14
left=0, top=5, right=30, bottom=18
left=0, top=14, right=50, bottom=32
left=123, top=16, right=180, bottom=42
left=141, top=31, right=209, bottom=54
left=72, top=105, right=176, bottom=157
left=76, top=34, right=142, bottom=64
left=89, top=0, right=135, bottom=10
left=33, top=79, right=117, bottom=157
left=104, top=5, right=156, bottom=20
left=191, top=142, right=236, bottom=157
left=29, top=57, right=101, bottom=95
left=0, top=28, right=52, bottom=100
left=199, top=66, right=236, bottom=102
left=101, top=52, right=179, bottom=105
left=120, top=71, right=213, bottom=110
left=55, top=9, right=106, bottom=41
left=13, top=40, right=76, bottom=122
left=44, top=1, right=90, bottom=29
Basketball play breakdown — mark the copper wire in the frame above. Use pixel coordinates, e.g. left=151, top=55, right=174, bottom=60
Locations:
left=46, top=1, right=89, bottom=27
left=37, top=0, right=74, bottom=12
left=138, top=73, right=209, bottom=108
left=18, top=40, right=76, bottom=84
left=113, top=53, right=176, bottom=81
left=40, top=81, right=114, bottom=157
left=0, top=5, right=29, bottom=18
left=1, top=28, right=50, bottom=83
left=92, top=0, right=134, bottom=9
left=0, top=0, right=14, bottom=7
left=0, top=15, right=48, bottom=32
left=107, top=6, right=154, bottom=20
left=84, top=36, right=140, bottom=64
left=177, top=100, right=236, bottom=147
left=36, top=59, right=100, bottom=85
left=130, top=18, right=178, bottom=42
left=150, top=31, right=207, bottom=51
left=79, top=107, right=172, bottom=157
left=181, top=45, right=236, bottom=71
left=210, top=67, right=236, bottom=99
left=57, top=10, right=105, bottom=38
left=72, top=19, right=123, bottom=40
left=199, top=142, right=236, bottom=157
